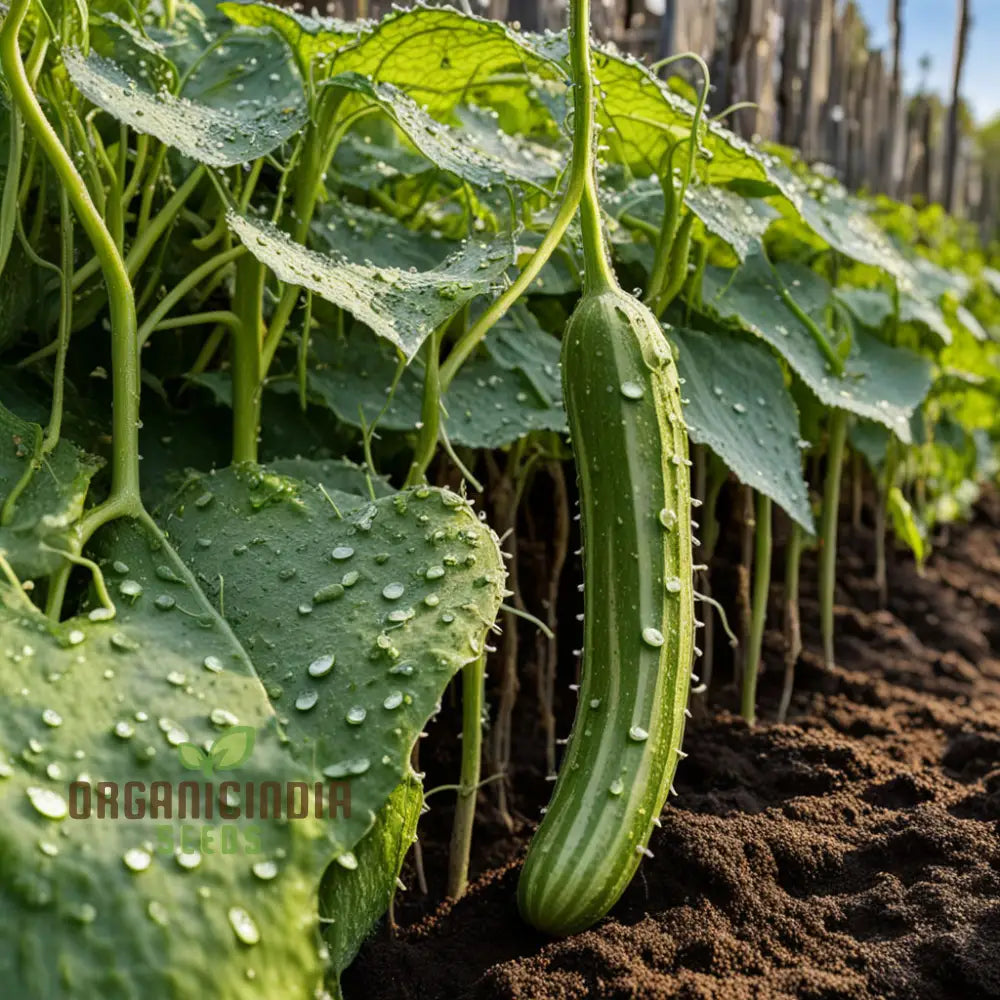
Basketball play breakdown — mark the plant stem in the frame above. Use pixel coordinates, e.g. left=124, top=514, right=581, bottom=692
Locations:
left=232, top=255, right=266, bottom=464
left=1, top=0, right=141, bottom=509
left=777, top=518, right=803, bottom=723
left=405, top=326, right=444, bottom=487
left=874, top=438, right=898, bottom=607
left=819, top=409, right=848, bottom=670
left=741, top=492, right=771, bottom=726
left=447, top=654, right=485, bottom=899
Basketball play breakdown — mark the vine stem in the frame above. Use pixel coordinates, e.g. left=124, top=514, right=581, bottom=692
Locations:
left=439, top=6, right=610, bottom=388
left=446, top=654, right=485, bottom=899
left=741, top=492, right=771, bottom=725
left=819, top=409, right=848, bottom=669
left=1, top=0, right=141, bottom=510
left=777, top=517, right=803, bottom=723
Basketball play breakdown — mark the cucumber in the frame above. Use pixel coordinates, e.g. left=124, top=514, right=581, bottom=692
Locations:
left=517, top=285, right=695, bottom=935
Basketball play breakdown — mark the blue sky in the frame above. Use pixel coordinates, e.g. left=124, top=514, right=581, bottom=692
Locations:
left=856, top=0, right=1000, bottom=122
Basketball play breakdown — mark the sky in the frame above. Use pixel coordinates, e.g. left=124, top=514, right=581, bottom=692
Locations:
left=856, top=0, right=1000, bottom=123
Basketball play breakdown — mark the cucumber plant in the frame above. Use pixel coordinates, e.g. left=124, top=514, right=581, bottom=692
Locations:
left=0, top=0, right=997, bottom=991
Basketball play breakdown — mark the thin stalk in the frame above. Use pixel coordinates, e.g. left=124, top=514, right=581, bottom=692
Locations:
left=447, top=654, right=485, bottom=899
left=231, top=255, right=266, bottom=464
left=137, top=245, right=245, bottom=345
left=741, top=492, right=771, bottom=726
left=777, top=518, right=803, bottom=724
left=0, top=104, right=23, bottom=283
left=405, top=326, right=444, bottom=487
left=1, top=0, right=141, bottom=509
left=819, top=410, right=848, bottom=670
left=735, top=483, right=754, bottom=686
left=874, top=439, right=898, bottom=607
left=697, top=455, right=726, bottom=691
left=441, top=42, right=600, bottom=386
left=43, top=175, right=73, bottom=453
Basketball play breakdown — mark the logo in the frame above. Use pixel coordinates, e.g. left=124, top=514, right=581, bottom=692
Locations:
left=176, top=726, right=255, bottom=778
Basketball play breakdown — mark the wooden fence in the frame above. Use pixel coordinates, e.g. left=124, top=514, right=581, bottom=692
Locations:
left=313, top=0, right=996, bottom=241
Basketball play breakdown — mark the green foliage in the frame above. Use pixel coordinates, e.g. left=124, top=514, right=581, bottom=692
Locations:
left=1, top=0, right=999, bottom=988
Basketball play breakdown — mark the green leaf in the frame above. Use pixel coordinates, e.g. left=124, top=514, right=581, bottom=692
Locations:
left=611, top=177, right=778, bottom=263
left=219, top=1, right=357, bottom=77
left=702, top=253, right=932, bottom=442
left=179, top=26, right=305, bottom=116
left=306, top=312, right=567, bottom=447
left=209, top=726, right=256, bottom=770
left=834, top=285, right=953, bottom=346
left=0, top=527, right=331, bottom=997
left=175, top=742, right=208, bottom=770
left=162, top=467, right=506, bottom=854
left=592, top=47, right=798, bottom=202
left=888, top=486, right=927, bottom=565
left=263, top=457, right=394, bottom=500
left=322, top=73, right=553, bottom=191
left=226, top=210, right=515, bottom=359
left=328, top=5, right=562, bottom=120
left=0, top=402, right=103, bottom=578
left=768, top=168, right=915, bottom=282
left=670, top=325, right=813, bottom=532
left=63, top=47, right=307, bottom=167
left=321, top=774, right=422, bottom=998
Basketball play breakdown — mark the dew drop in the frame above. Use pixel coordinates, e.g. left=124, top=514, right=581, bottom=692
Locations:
left=228, top=906, right=260, bottom=946
left=346, top=706, right=367, bottom=725
left=203, top=655, right=223, bottom=673
left=609, top=778, right=624, bottom=796
left=27, top=787, right=68, bottom=819
left=123, top=847, right=152, bottom=872
left=331, top=546, right=354, bottom=561
left=252, top=860, right=279, bottom=881
left=295, top=691, right=319, bottom=712
left=383, top=691, right=404, bottom=710
left=308, top=654, right=335, bottom=678
left=620, top=380, right=644, bottom=400
left=382, top=583, right=405, bottom=600
left=629, top=725, right=649, bottom=742
left=642, top=627, right=665, bottom=647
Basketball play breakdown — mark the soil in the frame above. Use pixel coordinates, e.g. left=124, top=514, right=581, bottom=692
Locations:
left=343, top=491, right=1000, bottom=1000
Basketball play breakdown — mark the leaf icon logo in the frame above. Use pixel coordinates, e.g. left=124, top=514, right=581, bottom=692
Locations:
left=176, top=727, right=256, bottom=778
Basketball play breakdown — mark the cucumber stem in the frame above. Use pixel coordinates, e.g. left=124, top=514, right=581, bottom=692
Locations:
left=447, top=654, right=485, bottom=899
left=819, top=410, right=848, bottom=669
left=777, top=518, right=803, bottom=723
left=741, top=492, right=771, bottom=725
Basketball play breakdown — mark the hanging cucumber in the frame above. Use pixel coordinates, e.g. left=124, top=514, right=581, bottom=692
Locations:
left=517, top=0, right=695, bottom=936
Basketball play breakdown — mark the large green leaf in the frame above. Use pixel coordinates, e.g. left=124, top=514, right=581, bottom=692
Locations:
left=219, top=1, right=358, bottom=76
left=320, top=774, right=422, bottom=998
left=63, top=47, right=307, bottom=167
left=702, top=253, right=932, bottom=441
left=162, top=467, right=505, bottom=854
left=0, top=527, right=329, bottom=998
left=226, top=211, right=515, bottom=359
left=306, top=311, right=566, bottom=447
left=768, top=167, right=915, bottom=283
left=670, top=325, right=813, bottom=532
left=322, top=73, right=553, bottom=191
left=328, top=6, right=563, bottom=119
left=0, top=403, right=103, bottom=577
left=592, top=47, right=798, bottom=202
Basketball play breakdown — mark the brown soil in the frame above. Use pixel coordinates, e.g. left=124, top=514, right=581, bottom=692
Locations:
left=343, top=493, right=1000, bottom=1000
